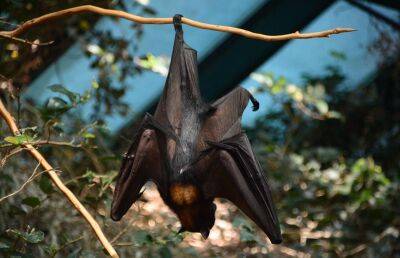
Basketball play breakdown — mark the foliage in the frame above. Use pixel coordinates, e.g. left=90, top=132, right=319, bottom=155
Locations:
left=245, top=54, right=400, bottom=257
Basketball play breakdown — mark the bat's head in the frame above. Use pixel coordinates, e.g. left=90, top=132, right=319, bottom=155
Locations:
left=176, top=201, right=216, bottom=239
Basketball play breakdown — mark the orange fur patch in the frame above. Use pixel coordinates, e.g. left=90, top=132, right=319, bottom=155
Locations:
left=170, top=184, right=199, bottom=206
left=178, top=208, right=194, bottom=229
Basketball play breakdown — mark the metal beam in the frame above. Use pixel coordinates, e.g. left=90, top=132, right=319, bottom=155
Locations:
left=365, top=0, right=400, bottom=10
left=347, top=0, right=400, bottom=31
left=198, top=0, right=336, bottom=102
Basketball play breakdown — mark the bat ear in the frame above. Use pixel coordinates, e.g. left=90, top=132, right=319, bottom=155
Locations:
left=178, top=227, right=186, bottom=234
left=200, top=229, right=210, bottom=239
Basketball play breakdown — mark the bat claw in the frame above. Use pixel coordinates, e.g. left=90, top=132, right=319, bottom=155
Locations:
left=249, top=93, right=259, bottom=111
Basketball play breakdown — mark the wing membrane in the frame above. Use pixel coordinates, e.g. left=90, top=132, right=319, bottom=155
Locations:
left=205, top=133, right=282, bottom=244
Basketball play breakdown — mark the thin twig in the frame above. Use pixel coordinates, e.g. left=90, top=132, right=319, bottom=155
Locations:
left=0, top=33, right=54, bottom=46
left=0, top=19, right=20, bottom=28
left=0, top=146, right=25, bottom=168
left=33, top=140, right=83, bottom=148
left=342, top=227, right=393, bottom=257
left=0, top=74, right=9, bottom=80
left=0, top=99, right=118, bottom=258
left=295, top=101, right=326, bottom=120
left=0, top=140, right=84, bottom=149
left=0, top=5, right=355, bottom=44
left=111, top=217, right=136, bottom=244
left=269, top=245, right=311, bottom=258
left=0, top=162, right=44, bottom=203
left=56, top=235, right=84, bottom=253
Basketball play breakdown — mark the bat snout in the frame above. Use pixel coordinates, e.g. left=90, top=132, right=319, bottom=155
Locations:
left=270, top=234, right=283, bottom=244
left=110, top=199, right=125, bottom=221
left=110, top=211, right=122, bottom=221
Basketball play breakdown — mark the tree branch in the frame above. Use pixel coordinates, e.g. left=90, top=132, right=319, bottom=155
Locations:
left=0, top=99, right=118, bottom=258
left=0, top=5, right=355, bottom=44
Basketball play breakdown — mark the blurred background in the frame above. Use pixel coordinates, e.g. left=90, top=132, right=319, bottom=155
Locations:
left=0, top=0, right=399, bottom=257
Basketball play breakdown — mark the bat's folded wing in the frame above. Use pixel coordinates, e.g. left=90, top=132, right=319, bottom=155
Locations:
left=205, top=133, right=282, bottom=244
left=111, top=114, right=167, bottom=221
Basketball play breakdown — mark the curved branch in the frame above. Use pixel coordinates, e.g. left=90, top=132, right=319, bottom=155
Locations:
left=0, top=5, right=355, bottom=43
left=0, top=99, right=118, bottom=258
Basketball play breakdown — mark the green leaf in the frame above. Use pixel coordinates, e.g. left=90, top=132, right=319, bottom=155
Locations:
left=315, top=100, right=329, bottom=114
left=0, top=242, right=10, bottom=249
left=25, top=230, right=45, bottom=244
left=158, top=246, right=172, bottom=258
left=330, top=50, right=347, bottom=60
left=82, top=132, right=95, bottom=139
left=45, top=97, right=71, bottom=112
left=49, top=85, right=79, bottom=104
left=39, top=176, right=54, bottom=194
left=22, top=197, right=41, bottom=208
left=327, top=110, right=342, bottom=119
left=134, top=230, right=153, bottom=246
left=143, top=6, right=156, bottom=15
left=4, top=136, right=19, bottom=145
left=91, top=80, right=99, bottom=89
left=8, top=229, right=45, bottom=244
left=4, top=134, right=34, bottom=145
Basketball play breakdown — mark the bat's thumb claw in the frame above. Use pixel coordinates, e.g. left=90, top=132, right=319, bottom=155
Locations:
left=249, top=94, right=259, bottom=111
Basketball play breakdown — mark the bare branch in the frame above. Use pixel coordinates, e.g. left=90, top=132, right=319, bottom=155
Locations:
left=295, top=101, right=326, bottom=120
left=33, top=140, right=83, bottom=148
left=0, top=162, right=44, bottom=203
left=0, top=33, right=54, bottom=46
left=0, top=99, right=118, bottom=258
left=1, top=147, right=25, bottom=168
left=0, top=5, right=355, bottom=45
left=111, top=217, right=136, bottom=244
left=0, top=140, right=84, bottom=149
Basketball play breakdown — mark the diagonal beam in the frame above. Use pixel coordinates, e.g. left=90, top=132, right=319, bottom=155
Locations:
left=347, top=0, right=400, bottom=30
left=198, top=0, right=336, bottom=102
left=365, top=0, right=400, bottom=10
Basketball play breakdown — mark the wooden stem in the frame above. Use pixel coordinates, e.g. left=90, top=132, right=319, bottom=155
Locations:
left=0, top=99, right=119, bottom=258
left=0, top=5, right=355, bottom=43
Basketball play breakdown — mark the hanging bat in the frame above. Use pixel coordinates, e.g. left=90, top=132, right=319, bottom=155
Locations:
left=111, top=15, right=282, bottom=244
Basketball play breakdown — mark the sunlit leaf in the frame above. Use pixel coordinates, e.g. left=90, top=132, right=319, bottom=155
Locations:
left=315, top=100, right=329, bottom=114
left=82, top=132, right=95, bottom=139
left=4, top=134, right=35, bottom=145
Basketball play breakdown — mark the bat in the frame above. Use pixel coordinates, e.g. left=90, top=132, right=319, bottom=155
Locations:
left=111, top=15, right=282, bottom=244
